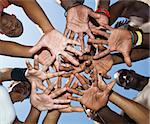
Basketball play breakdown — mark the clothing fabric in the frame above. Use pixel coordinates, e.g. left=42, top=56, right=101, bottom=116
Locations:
left=134, top=79, right=150, bottom=109
left=0, top=85, right=16, bottom=124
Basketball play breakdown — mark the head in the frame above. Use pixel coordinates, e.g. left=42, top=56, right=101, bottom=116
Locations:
left=0, top=12, right=23, bottom=37
left=9, top=81, right=31, bottom=103
left=114, top=69, right=139, bottom=89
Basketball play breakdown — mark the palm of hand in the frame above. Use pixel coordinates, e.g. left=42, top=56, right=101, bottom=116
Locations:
left=40, top=30, right=67, bottom=56
left=81, top=86, right=108, bottom=111
left=31, top=93, right=54, bottom=111
left=92, top=54, right=113, bottom=77
left=67, top=5, right=91, bottom=33
left=109, top=29, right=132, bottom=57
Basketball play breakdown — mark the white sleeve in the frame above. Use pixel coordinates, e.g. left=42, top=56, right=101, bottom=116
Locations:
left=0, top=86, right=16, bottom=124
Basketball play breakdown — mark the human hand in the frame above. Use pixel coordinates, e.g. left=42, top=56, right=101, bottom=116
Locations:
left=25, top=55, right=66, bottom=90
left=30, top=81, right=70, bottom=111
left=58, top=75, right=83, bottom=113
left=67, top=80, right=116, bottom=111
left=89, top=24, right=132, bottom=66
left=30, top=30, right=82, bottom=66
left=64, top=5, right=100, bottom=51
left=38, top=49, right=55, bottom=72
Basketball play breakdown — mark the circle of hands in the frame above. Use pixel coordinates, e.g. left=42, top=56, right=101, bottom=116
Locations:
left=26, top=4, right=133, bottom=116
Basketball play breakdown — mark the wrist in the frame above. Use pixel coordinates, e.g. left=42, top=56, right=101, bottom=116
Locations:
left=11, top=68, right=28, bottom=82
left=130, top=30, right=143, bottom=47
left=61, top=0, right=84, bottom=11
left=95, top=7, right=110, bottom=18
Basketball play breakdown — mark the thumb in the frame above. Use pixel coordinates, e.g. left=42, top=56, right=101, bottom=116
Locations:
left=29, top=42, right=43, bottom=55
left=31, top=82, right=37, bottom=93
left=104, top=80, right=116, bottom=95
left=122, top=52, right=132, bottom=67
left=89, top=11, right=100, bottom=19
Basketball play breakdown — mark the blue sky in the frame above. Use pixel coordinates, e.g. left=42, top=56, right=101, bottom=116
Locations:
left=0, top=0, right=149, bottom=124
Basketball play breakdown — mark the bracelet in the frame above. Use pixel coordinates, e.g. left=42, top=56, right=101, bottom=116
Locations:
left=95, top=7, right=110, bottom=18
left=11, top=68, right=28, bottom=82
left=129, top=31, right=135, bottom=47
left=135, top=31, right=142, bottom=46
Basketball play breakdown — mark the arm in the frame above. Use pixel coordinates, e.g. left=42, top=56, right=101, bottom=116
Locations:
left=0, top=40, right=33, bottom=58
left=0, top=68, right=27, bottom=83
left=95, top=0, right=110, bottom=10
left=112, top=48, right=149, bottom=65
left=43, top=110, right=61, bottom=124
left=11, top=0, right=54, bottom=33
left=24, top=106, right=40, bottom=124
left=109, top=91, right=149, bottom=124
left=0, top=68, right=12, bottom=83
left=60, top=0, right=84, bottom=11
left=93, top=106, right=130, bottom=124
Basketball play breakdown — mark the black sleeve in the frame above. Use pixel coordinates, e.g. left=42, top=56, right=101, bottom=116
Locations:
left=60, top=0, right=84, bottom=11
left=11, top=68, right=28, bottom=82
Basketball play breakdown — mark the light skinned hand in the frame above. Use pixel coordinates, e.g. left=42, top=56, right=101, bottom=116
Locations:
left=30, top=30, right=82, bottom=66
left=89, top=24, right=132, bottom=67
left=25, top=55, right=66, bottom=90
left=67, top=80, right=116, bottom=111
left=30, top=81, right=70, bottom=111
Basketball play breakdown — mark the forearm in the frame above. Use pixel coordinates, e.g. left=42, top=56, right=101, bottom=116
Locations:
left=95, top=0, right=110, bottom=10
left=93, top=106, right=129, bottom=124
left=0, top=40, right=33, bottom=58
left=109, top=92, right=149, bottom=124
left=60, top=0, right=84, bottom=11
left=43, top=110, right=61, bottom=124
left=112, top=48, right=149, bottom=65
left=24, top=106, right=40, bottom=124
left=12, top=0, right=54, bottom=33
left=109, top=1, right=125, bottom=25
left=0, top=68, right=12, bottom=83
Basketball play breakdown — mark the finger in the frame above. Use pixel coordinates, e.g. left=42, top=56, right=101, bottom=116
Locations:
left=37, top=83, right=47, bottom=91
left=46, top=71, right=66, bottom=78
left=79, top=55, right=91, bottom=61
left=67, top=39, right=81, bottom=46
left=44, top=79, right=55, bottom=95
left=86, top=29, right=95, bottom=39
left=89, top=10, right=100, bottom=19
left=100, top=23, right=113, bottom=31
left=31, top=82, right=37, bottom=93
left=91, top=28, right=110, bottom=38
left=29, top=42, right=42, bottom=54
left=65, top=74, right=74, bottom=87
left=56, top=77, right=62, bottom=89
left=51, top=87, right=67, bottom=98
left=89, top=39, right=108, bottom=45
left=67, top=96, right=81, bottom=102
left=93, top=49, right=110, bottom=59
left=53, top=105, right=69, bottom=109
left=53, top=99, right=71, bottom=104
left=26, top=60, right=32, bottom=70
left=71, top=80, right=78, bottom=89
left=64, top=27, right=70, bottom=37
left=67, top=88, right=83, bottom=96
left=34, top=55, right=39, bottom=70
left=104, top=80, right=116, bottom=95
left=66, top=45, right=83, bottom=56
left=75, top=73, right=89, bottom=90
left=78, top=33, right=85, bottom=52
left=122, top=52, right=132, bottom=67
left=62, top=51, right=79, bottom=66
left=59, top=106, right=84, bottom=113
left=42, top=54, right=56, bottom=72
left=69, top=31, right=75, bottom=40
